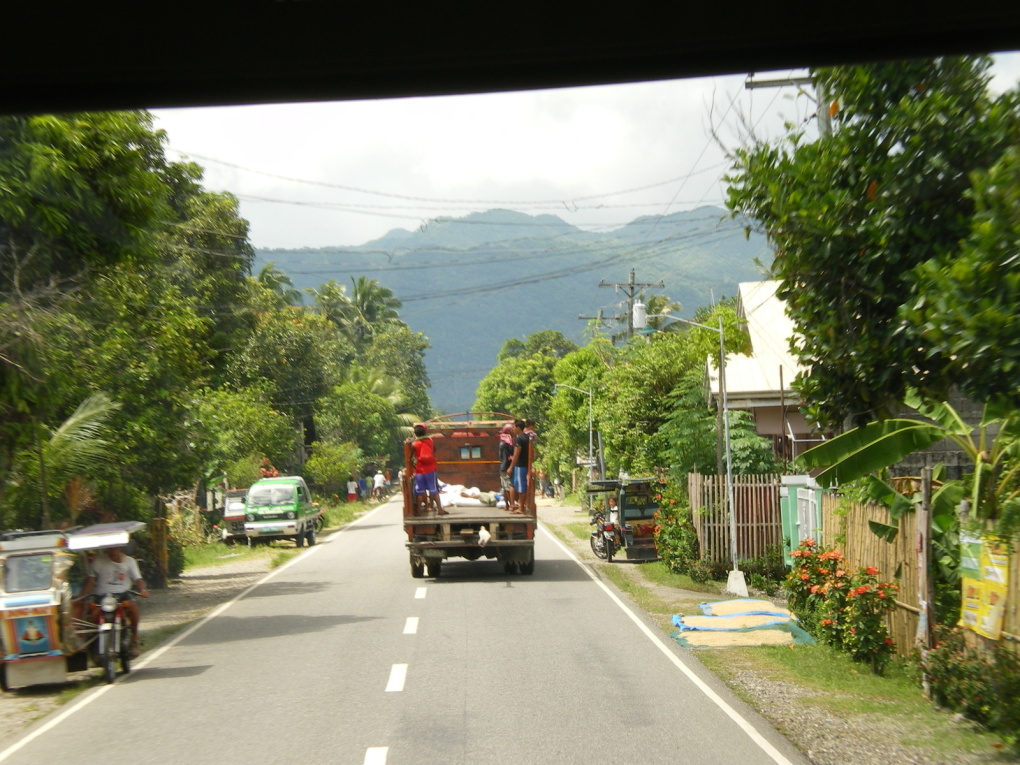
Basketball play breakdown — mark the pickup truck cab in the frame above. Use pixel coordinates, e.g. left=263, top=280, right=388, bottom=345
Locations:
left=243, top=476, right=320, bottom=547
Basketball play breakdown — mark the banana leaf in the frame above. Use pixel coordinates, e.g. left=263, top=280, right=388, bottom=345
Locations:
left=798, top=419, right=947, bottom=488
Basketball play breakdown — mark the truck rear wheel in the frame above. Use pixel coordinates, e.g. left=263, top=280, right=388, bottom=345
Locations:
left=410, top=555, right=425, bottom=578
left=426, top=560, right=442, bottom=578
left=519, top=549, right=535, bottom=576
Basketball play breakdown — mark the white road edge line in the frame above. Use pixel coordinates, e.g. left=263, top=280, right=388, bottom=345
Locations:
left=538, top=523, right=798, bottom=765
left=0, top=501, right=392, bottom=764
left=403, top=617, right=419, bottom=634
left=364, top=746, right=388, bottom=765
left=385, top=663, right=408, bottom=692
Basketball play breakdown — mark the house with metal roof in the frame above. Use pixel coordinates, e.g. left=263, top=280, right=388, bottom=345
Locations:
left=707, top=280, right=826, bottom=462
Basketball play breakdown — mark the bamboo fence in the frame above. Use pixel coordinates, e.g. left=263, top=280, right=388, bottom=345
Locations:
left=820, top=493, right=1020, bottom=657
left=819, top=493, right=920, bottom=656
left=687, top=473, right=783, bottom=564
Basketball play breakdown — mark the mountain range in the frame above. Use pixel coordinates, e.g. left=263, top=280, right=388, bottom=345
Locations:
left=255, top=205, right=772, bottom=413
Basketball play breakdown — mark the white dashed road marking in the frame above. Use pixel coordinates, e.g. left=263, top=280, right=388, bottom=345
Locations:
left=385, top=664, right=408, bottom=692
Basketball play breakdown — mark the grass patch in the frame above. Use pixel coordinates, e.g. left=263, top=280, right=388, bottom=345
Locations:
left=565, top=521, right=591, bottom=542
left=320, top=500, right=364, bottom=530
left=600, top=564, right=674, bottom=615
left=270, top=550, right=299, bottom=568
left=184, top=541, right=272, bottom=570
left=640, top=560, right=725, bottom=595
left=696, top=643, right=999, bottom=757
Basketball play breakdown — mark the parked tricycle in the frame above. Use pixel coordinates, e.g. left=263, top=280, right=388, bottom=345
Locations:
left=0, top=521, right=145, bottom=690
left=587, top=478, right=664, bottom=562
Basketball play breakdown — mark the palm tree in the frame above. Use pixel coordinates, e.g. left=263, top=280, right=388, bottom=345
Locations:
left=257, top=263, right=303, bottom=307
left=305, top=280, right=353, bottom=328
left=345, top=276, right=403, bottom=347
left=26, top=393, right=121, bottom=528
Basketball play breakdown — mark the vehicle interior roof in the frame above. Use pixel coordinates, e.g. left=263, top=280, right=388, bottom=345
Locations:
left=2, top=6, right=1018, bottom=114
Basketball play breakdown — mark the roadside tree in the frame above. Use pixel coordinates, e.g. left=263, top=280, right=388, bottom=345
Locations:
left=726, top=56, right=1019, bottom=428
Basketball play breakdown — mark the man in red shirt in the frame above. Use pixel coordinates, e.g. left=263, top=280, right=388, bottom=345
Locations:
left=410, top=423, right=446, bottom=515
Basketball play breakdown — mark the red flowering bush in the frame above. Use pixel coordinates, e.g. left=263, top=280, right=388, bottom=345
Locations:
left=784, top=539, right=899, bottom=673
left=652, top=483, right=701, bottom=578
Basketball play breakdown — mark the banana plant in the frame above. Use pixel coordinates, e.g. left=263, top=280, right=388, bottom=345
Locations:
left=797, top=393, right=1020, bottom=541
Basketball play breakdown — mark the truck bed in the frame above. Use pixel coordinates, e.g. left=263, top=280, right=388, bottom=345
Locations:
left=404, top=504, right=535, bottom=523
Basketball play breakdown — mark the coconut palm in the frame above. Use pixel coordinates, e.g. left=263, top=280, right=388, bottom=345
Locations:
left=9, top=393, right=121, bottom=528
left=257, top=262, right=303, bottom=307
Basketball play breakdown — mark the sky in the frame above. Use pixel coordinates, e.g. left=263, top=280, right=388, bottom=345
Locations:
left=152, top=52, right=1020, bottom=251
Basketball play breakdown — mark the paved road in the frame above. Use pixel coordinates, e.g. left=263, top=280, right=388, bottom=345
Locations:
left=0, top=500, right=809, bottom=765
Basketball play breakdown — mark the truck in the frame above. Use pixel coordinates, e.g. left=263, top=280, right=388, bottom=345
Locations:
left=220, top=488, right=248, bottom=543
left=403, top=413, right=536, bottom=578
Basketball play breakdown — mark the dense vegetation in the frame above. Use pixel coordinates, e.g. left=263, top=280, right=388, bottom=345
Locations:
left=0, top=111, right=431, bottom=535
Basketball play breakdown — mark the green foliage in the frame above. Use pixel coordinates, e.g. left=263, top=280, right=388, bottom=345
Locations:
left=902, top=144, right=1020, bottom=410
left=651, top=482, right=701, bottom=576
left=361, top=324, right=432, bottom=419
left=727, top=410, right=782, bottom=475
left=727, top=56, right=1019, bottom=428
left=799, top=396, right=1020, bottom=542
left=918, top=624, right=1020, bottom=751
left=191, top=387, right=295, bottom=480
left=785, top=539, right=899, bottom=673
left=474, top=330, right=577, bottom=421
left=224, top=453, right=264, bottom=490
left=133, top=527, right=185, bottom=584
left=740, top=544, right=787, bottom=595
left=304, top=441, right=363, bottom=494
left=315, top=380, right=401, bottom=464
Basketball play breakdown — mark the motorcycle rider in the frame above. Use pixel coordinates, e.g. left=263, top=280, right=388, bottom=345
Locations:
left=78, top=546, right=150, bottom=655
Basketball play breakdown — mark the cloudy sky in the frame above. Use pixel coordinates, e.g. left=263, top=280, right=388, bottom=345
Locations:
left=152, top=53, right=1020, bottom=250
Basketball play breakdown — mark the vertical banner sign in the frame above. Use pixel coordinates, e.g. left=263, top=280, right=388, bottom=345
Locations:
left=959, top=533, right=1010, bottom=640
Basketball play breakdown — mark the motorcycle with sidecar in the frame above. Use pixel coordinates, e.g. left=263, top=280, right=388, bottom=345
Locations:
left=0, top=521, right=145, bottom=690
left=587, top=478, right=664, bottom=562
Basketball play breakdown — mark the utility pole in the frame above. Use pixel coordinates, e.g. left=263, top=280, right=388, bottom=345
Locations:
left=745, top=73, right=831, bottom=137
left=598, top=269, right=664, bottom=341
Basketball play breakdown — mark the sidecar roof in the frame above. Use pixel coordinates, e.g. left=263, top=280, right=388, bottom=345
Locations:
left=65, top=521, right=146, bottom=551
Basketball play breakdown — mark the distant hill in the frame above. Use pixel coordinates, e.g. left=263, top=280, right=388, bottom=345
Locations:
left=256, top=206, right=771, bottom=413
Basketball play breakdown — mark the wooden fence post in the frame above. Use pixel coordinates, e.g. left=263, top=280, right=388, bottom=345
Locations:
left=916, top=466, right=933, bottom=695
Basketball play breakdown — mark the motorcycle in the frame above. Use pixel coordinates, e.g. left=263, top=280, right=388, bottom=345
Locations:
left=589, top=510, right=619, bottom=561
left=88, top=591, right=136, bottom=684
left=0, top=521, right=145, bottom=691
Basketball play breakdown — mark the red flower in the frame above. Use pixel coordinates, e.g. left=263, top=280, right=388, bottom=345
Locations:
left=865, top=566, right=879, bottom=575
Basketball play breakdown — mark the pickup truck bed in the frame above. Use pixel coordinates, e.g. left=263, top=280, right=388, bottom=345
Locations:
left=403, top=414, right=536, bottom=578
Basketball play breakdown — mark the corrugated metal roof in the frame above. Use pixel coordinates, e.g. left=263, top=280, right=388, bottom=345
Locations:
left=708, top=280, right=806, bottom=405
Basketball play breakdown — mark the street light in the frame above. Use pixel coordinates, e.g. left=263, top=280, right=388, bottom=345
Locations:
left=632, top=302, right=747, bottom=597
left=553, top=383, right=593, bottom=473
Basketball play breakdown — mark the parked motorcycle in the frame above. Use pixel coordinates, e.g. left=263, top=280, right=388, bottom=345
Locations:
left=590, top=511, right=616, bottom=560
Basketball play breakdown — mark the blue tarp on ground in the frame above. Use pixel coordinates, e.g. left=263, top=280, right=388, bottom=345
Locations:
left=671, top=622, right=815, bottom=648
left=671, top=613, right=792, bottom=631
left=698, top=598, right=791, bottom=618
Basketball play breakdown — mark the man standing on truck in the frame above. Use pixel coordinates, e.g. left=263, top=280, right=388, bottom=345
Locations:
left=498, top=423, right=514, bottom=504
left=507, top=419, right=534, bottom=514
left=410, top=423, right=446, bottom=515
